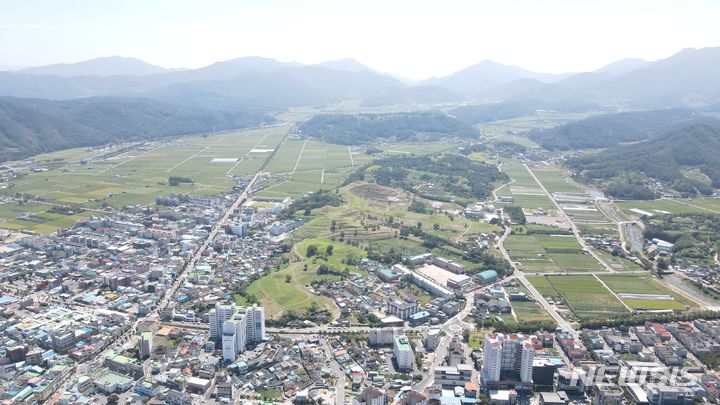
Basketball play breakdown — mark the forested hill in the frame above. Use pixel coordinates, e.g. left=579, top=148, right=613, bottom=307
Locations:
left=0, top=97, right=274, bottom=162
left=530, top=109, right=697, bottom=150
left=567, top=118, right=720, bottom=196
left=297, top=111, right=478, bottom=145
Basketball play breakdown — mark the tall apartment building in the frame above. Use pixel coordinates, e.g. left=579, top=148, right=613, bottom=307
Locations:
left=482, top=333, right=534, bottom=387
left=393, top=335, right=414, bottom=371
left=208, top=303, right=265, bottom=362
left=368, top=327, right=400, bottom=346
left=139, top=331, right=153, bottom=360
left=209, top=303, right=237, bottom=339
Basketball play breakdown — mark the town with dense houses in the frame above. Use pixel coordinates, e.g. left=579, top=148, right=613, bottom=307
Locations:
left=2, top=172, right=720, bottom=405
left=4, top=5, right=720, bottom=403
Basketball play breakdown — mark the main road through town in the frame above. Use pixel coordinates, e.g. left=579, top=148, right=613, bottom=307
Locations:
left=49, top=124, right=293, bottom=404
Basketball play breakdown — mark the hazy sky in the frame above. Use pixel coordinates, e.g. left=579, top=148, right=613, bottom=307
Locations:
left=2, top=0, right=719, bottom=79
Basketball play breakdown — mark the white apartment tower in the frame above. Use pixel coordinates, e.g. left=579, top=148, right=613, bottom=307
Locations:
left=208, top=303, right=265, bottom=361
left=482, top=333, right=534, bottom=384
left=209, top=303, right=237, bottom=339
left=393, top=335, right=414, bottom=371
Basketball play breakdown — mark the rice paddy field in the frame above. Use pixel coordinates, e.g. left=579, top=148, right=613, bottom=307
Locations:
left=597, top=274, right=697, bottom=311
left=615, top=199, right=712, bottom=217
left=499, top=160, right=555, bottom=211
left=529, top=164, right=584, bottom=194
left=3, top=126, right=290, bottom=208
left=528, top=275, right=629, bottom=319
left=0, top=201, right=92, bottom=233
left=504, top=233, right=603, bottom=273
left=1, top=119, right=460, bottom=232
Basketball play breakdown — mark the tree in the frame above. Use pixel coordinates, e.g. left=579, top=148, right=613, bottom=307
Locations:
left=108, top=395, right=120, bottom=405
left=306, top=244, right=318, bottom=257
left=326, top=244, right=334, bottom=256
left=285, top=275, right=292, bottom=283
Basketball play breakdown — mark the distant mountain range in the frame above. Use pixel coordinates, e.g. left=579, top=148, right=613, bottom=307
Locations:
left=3, top=47, right=720, bottom=163
left=6, top=46, right=720, bottom=110
left=19, top=56, right=173, bottom=76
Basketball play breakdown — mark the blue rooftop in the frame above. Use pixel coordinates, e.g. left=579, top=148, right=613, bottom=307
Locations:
left=476, top=270, right=498, bottom=280
left=0, top=296, right=17, bottom=305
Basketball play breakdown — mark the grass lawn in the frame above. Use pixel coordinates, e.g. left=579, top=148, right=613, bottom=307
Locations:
left=247, top=238, right=366, bottom=319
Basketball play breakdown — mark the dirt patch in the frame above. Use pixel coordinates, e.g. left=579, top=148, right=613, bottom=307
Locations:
left=526, top=215, right=571, bottom=229
left=348, top=182, right=412, bottom=209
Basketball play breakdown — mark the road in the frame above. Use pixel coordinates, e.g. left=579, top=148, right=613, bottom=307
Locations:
left=496, top=206, right=580, bottom=340
left=47, top=126, right=293, bottom=404
left=319, top=338, right=345, bottom=405
left=523, top=163, right=616, bottom=273
left=664, top=273, right=720, bottom=310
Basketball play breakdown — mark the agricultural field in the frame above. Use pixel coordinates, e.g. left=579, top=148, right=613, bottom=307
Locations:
left=577, top=223, right=619, bottom=238
left=3, top=126, right=289, bottom=209
left=564, top=208, right=610, bottom=224
left=504, top=233, right=603, bottom=273
left=682, top=197, right=720, bottom=213
left=598, top=274, right=697, bottom=311
left=528, top=275, right=629, bottom=319
left=499, top=160, right=555, bottom=211
left=0, top=201, right=92, bottom=233
left=507, top=285, right=554, bottom=322
left=615, top=199, right=710, bottom=217
left=595, top=251, right=643, bottom=272
left=247, top=238, right=366, bottom=319
left=529, top=164, right=584, bottom=194
left=257, top=139, right=461, bottom=200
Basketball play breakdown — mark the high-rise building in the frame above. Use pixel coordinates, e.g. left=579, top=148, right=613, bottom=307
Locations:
left=209, top=303, right=237, bottom=339
left=139, top=331, right=153, bottom=360
left=393, top=335, right=414, bottom=372
left=482, top=333, right=534, bottom=387
left=208, top=303, right=265, bottom=362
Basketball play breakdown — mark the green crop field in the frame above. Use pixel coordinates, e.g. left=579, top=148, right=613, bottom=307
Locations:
left=529, top=164, right=584, bottom=193
left=3, top=126, right=290, bottom=209
left=577, top=223, right=619, bottom=237
left=505, top=233, right=603, bottom=273
left=683, top=198, right=720, bottom=213
left=529, top=275, right=628, bottom=319
left=498, top=160, right=555, bottom=210
left=509, top=285, right=554, bottom=323
left=615, top=199, right=709, bottom=216
left=598, top=274, right=696, bottom=311
left=0, top=202, right=92, bottom=233
left=595, top=251, right=643, bottom=272
left=565, top=208, right=609, bottom=223
left=504, top=235, right=560, bottom=272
